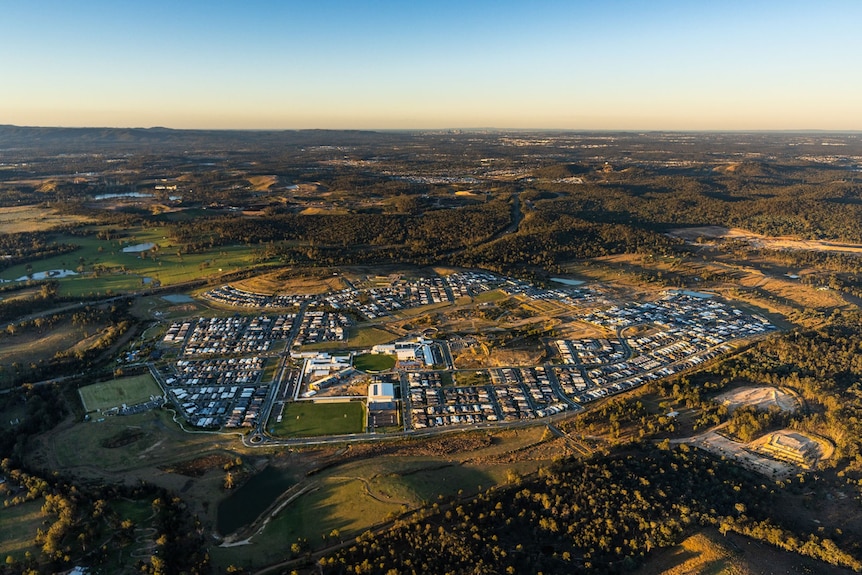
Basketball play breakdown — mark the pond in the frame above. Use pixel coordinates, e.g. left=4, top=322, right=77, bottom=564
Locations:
left=217, top=466, right=295, bottom=535
left=122, top=242, right=156, bottom=253
left=94, top=192, right=153, bottom=200
left=93, top=192, right=153, bottom=200
left=550, top=277, right=585, bottom=286
left=161, top=294, right=194, bottom=303
left=9, top=269, right=79, bottom=281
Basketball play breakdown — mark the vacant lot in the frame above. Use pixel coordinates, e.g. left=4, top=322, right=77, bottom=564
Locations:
left=303, top=325, right=396, bottom=351
left=272, top=401, right=365, bottom=437
left=353, top=353, right=396, bottom=372
left=79, top=373, right=163, bottom=412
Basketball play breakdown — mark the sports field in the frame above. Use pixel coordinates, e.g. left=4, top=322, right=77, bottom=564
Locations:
left=353, top=353, right=396, bottom=372
left=78, top=373, right=163, bottom=412
left=271, top=401, right=365, bottom=437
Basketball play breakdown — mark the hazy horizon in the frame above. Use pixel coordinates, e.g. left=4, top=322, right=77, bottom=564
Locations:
left=3, top=0, right=861, bottom=131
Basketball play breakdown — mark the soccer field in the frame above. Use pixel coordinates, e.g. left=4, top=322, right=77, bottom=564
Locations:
left=271, top=401, right=365, bottom=437
left=78, top=374, right=163, bottom=412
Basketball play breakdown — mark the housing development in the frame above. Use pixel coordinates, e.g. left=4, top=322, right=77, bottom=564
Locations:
left=137, top=270, right=776, bottom=438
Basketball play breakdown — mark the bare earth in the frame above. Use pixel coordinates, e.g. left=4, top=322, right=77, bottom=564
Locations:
left=669, top=226, right=862, bottom=255
left=680, top=386, right=833, bottom=477
left=715, top=386, right=799, bottom=412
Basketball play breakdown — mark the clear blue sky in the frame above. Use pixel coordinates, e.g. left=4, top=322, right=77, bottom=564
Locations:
left=1, top=0, right=860, bottom=130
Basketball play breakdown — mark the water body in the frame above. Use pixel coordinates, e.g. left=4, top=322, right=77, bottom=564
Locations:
left=94, top=192, right=153, bottom=200
left=11, top=269, right=79, bottom=281
left=673, top=289, right=715, bottom=299
left=550, top=277, right=585, bottom=286
left=217, top=466, right=295, bottom=535
left=122, top=242, right=156, bottom=253
left=161, top=294, right=194, bottom=304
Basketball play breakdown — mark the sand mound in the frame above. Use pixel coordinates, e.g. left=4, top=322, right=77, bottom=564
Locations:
left=716, top=386, right=799, bottom=413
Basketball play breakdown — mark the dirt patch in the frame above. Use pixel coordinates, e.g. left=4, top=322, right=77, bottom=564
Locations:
left=682, top=429, right=796, bottom=479
left=669, top=226, right=862, bottom=255
left=100, top=428, right=146, bottom=448
left=715, top=386, right=800, bottom=413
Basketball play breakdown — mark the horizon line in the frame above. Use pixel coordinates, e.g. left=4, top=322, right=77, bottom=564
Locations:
left=3, top=124, right=862, bottom=135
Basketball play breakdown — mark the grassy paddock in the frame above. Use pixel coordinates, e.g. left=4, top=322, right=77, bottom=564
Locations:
left=271, top=401, right=365, bottom=437
left=0, top=499, right=44, bottom=559
left=353, top=353, right=396, bottom=372
left=79, top=373, right=162, bottom=412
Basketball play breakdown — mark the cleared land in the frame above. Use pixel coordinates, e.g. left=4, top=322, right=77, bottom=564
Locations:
left=0, top=204, right=94, bottom=233
left=353, top=353, right=396, bottom=372
left=231, top=270, right=347, bottom=296
left=302, top=325, right=396, bottom=351
left=670, top=225, right=862, bottom=255
left=272, top=401, right=366, bottom=437
left=0, top=318, right=113, bottom=386
left=715, top=386, right=800, bottom=413
left=79, top=374, right=163, bottom=412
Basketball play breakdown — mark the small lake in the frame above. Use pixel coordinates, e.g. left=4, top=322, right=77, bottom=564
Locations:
left=550, top=277, right=585, bottom=286
left=217, top=466, right=295, bottom=535
left=94, top=192, right=153, bottom=200
left=122, top=242, right=156, bottom=253
left=161, top=294, right=194, bottom=303
left=11, top=269, right=79, bottom=281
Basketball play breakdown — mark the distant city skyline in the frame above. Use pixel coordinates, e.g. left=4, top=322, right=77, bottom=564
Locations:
left=2, top=0, right=861, bottom=131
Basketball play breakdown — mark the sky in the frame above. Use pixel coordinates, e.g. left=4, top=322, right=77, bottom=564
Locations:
left=1, top=0, right=861, bottom=130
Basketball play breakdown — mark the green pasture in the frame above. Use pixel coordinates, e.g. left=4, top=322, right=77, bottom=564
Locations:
left=79, top=373, right=162, bottom=412
left=0, top=499, right=43, bottom=559
left=270, top=401, right=365, bottom=437
left=48, top=409, right=233, bottom=472
left=353, top=353, right=396, bottom=372
left=0, top=226, right=274, bottom=296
